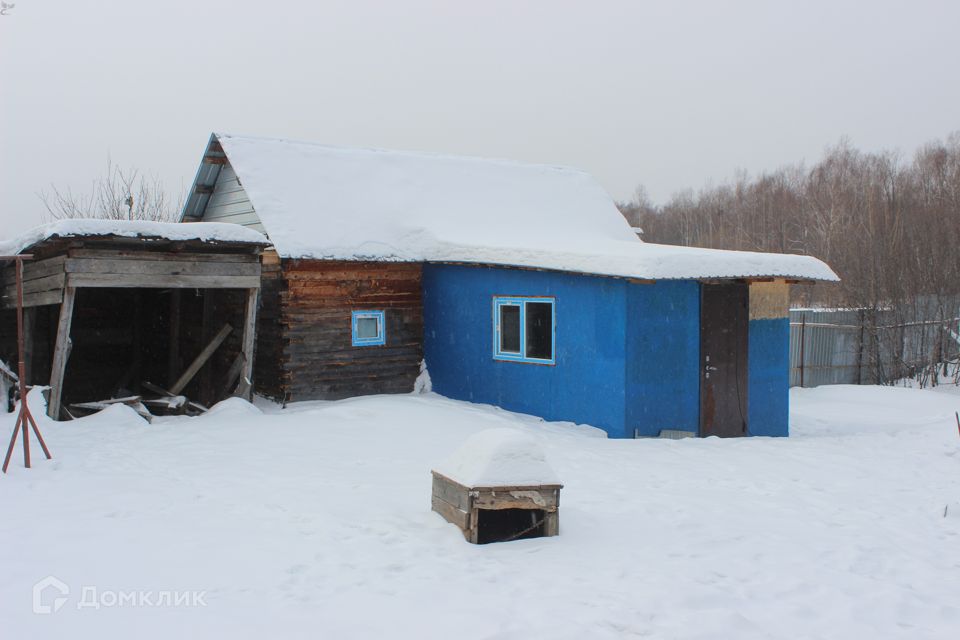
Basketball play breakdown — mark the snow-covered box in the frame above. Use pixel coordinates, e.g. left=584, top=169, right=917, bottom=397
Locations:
left=431, top=429, right=563, bottom=544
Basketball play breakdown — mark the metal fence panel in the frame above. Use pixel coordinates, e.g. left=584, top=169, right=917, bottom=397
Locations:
left=789, top=297, right=960, bottom=387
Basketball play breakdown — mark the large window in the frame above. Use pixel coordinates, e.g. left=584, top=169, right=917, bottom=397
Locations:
left=493, top=297, right=555, bottom=364
left=352, top=310, right=386, bottom=346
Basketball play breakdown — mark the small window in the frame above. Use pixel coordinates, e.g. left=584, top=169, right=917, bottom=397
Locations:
left=352, top=310, right=385, bottom=346
left=493, top=297, right=555, bottom=364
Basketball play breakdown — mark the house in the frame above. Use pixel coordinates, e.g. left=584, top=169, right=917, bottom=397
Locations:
left=0, top=219, right=269, bottom=418
left=181, top=133, right=838, bottom=438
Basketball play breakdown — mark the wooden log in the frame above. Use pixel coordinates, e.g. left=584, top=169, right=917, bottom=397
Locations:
left=170, top=323, right=233, bottom=395
left=47, top=287, right=76, bottom=420
left=239, top=288, right=258, bottom=401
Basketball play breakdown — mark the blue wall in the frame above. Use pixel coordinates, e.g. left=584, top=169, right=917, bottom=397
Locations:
left=422, top=264, right=629, bottom=436
left=626, top=281, right=701, bottom=437
left=747, top=317, right=790, bottom=436
left=423, top=264, right=791, bottom=439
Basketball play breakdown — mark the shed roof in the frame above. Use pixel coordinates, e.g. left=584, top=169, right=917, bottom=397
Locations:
left=0, top=219, right=270, bottom=258
left=182, top=133, right=838, bottom=282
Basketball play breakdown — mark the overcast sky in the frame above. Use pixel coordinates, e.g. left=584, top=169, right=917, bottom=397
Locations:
left=1, top=0, right=958, bottom=235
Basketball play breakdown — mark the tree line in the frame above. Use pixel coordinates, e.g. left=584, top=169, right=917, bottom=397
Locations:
left=618, top=132, right=960, bottom=383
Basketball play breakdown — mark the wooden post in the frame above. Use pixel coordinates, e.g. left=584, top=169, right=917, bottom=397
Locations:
left=799, top=313, right=806, bottom=389
left=22, top=306, right=33, bottom=386
left=47, top=286, right=76, bottom=420
left=239, top=288, right=259, bottom=401
left=167, top=290, right=181, bottom=388
left=200, top=291, right=214, bottom=405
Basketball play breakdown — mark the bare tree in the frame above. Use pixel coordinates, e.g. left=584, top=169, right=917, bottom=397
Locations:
left=617, top=132, right=960, bottom=385
left=39, top=159, right=182, bottom=222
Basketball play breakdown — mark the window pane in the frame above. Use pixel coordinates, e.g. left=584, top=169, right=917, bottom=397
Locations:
left=525, top=301, right=553, bottom=360
left=356, top=316, right=380, bottom=339
left=499, top=304, right=521, bottom=353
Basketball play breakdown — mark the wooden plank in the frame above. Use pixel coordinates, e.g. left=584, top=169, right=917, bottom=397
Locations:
left=170, top=323, right=233, bottom=395
left=1, top=255, right=66, bottom=285
left=219, top=353, right=245, bottom=399
left=64, top=258, right=260, bottom=277
left=47, top=287, right=76, bottom=420
left=431, top=495, right=471, bottom=531
left=67, top=273, right=261, bottom=289
left=66, top=249, right=259, bottom=263
left=239, top=288, right=259, bottom=401
left=16, top=273, right=65, bottom=295
left=141, top=381, right=207, bottom=414
left=432, top=473, right=470, bottom=511
left=17, top=289, right=63, bottom=308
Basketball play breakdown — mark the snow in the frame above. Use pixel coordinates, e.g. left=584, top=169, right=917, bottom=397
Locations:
left=213, top=134, right=839, bottom=282
left=0, top=219, right=269, bottom=256
left=2, top=384, right=959, bottom=639
left=433, top=428, right=561, bottom=487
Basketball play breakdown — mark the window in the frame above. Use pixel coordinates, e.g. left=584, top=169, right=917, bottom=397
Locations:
left=352, top=310, right=385, bottom=346
left=493, top=297, right=555, bottom=364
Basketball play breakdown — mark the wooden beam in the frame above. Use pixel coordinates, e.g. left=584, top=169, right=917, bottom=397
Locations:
left=47, top=287, right=76, bottom=420
left=167, top=290, right=181, bottom=388
left=67, top=249, right=259, bottom=263
left=65, top=258, right=260, bottom=277
left=22, top=307, right=33, bottom=385
left=170, top=323, right=233, bottom=395
left=67, top=273, right=261, bottom=289
left=219, top=353, right=245, bottom=399
left=202, top=156, right=228, bottom=165
left=239, top=288, right=259, bottom=401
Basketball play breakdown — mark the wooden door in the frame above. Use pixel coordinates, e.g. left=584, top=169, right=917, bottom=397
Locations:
left=699, top=283, right=749, bottom=437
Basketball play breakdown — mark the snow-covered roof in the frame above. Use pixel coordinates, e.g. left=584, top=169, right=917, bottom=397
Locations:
left=433, top=428, right=562, bottom=488
left=0, top=219, right=269, bottom=257
left=183, top=133, right=838, bottom=282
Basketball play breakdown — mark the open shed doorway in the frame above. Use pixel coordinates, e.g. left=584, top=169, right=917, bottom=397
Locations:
left=52, top=287, right=253, bottom=414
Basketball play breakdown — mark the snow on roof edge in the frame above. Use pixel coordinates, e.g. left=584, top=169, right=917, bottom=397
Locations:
left=0, top=219, right=270, bottom=257
left=278, top=240, right=840, bottom=282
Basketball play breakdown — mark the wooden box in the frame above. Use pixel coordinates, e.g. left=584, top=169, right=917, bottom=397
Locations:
left=431, top=471, right=562, bottom=544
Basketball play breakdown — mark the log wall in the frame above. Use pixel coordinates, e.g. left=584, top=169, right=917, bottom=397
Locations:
left=274, top=260, right=423, bottom=402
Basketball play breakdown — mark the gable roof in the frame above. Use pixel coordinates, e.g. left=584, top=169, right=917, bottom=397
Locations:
left=182, top=133, right=838, bottom=282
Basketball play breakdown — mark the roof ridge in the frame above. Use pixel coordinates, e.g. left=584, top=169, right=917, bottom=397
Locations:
left=215, top=132, right=590, bottom=177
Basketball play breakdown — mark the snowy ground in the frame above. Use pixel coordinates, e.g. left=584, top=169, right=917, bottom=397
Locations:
left=2, top=384, right=959, bottom=639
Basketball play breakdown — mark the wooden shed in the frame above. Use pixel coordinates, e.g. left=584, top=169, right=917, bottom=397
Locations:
left=0, top=220, right=269, bottom=419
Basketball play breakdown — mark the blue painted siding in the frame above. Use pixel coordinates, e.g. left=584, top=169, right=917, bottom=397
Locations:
left=747, top=317, right=790, bottom=436
left=422, top=264, right=629, bottom=437
left=424, top=264, right=792, bottom=439
left=625, top=281, right=701, bottom=437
